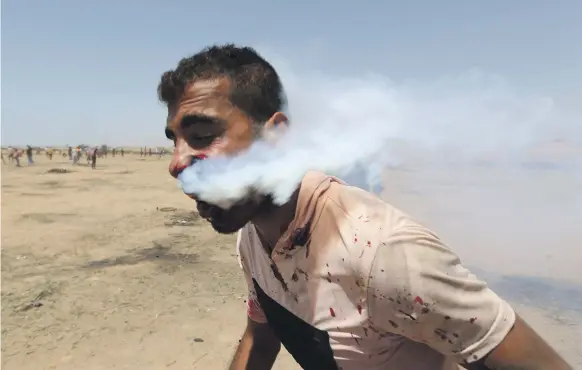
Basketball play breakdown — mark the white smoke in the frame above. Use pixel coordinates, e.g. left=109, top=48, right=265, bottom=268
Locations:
left=177, top=56, right=576, bottom=209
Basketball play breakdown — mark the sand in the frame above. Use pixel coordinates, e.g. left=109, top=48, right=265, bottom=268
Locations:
left=1, top=153, right=580, bottom=369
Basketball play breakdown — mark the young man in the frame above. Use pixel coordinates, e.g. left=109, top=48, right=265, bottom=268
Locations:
left=158, top=44, right=572, bottom=370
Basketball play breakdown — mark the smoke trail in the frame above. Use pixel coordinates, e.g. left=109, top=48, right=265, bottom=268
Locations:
left=178, top=58, right=571, bottom=209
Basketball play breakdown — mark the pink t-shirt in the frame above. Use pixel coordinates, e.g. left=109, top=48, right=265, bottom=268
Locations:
left=237, top=171, right=515, bottom=370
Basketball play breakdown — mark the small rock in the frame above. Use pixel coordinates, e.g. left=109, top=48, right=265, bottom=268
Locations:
left=46, top=168, right=71, bottom=174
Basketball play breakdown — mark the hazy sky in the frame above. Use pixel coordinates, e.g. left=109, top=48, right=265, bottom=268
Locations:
left=2, top=0, right=581, bottom=146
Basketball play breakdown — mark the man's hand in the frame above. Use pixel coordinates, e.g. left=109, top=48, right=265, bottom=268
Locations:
left=466, top=314, right=572, bottom=370
left=229, top=318, right=281, bottom=370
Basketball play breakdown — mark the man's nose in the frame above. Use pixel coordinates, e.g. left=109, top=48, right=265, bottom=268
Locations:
left=169, top=151, right=193, bottom=178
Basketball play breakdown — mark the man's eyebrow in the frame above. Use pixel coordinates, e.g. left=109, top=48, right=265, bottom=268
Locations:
left=179, top=113, right=226, bottom=128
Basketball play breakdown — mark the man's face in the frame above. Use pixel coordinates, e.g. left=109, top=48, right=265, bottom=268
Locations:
left=165, top=78, right=268, bottom=234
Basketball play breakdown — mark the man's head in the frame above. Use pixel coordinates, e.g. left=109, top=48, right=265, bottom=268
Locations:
left=158, top=44, right=288, bottom=234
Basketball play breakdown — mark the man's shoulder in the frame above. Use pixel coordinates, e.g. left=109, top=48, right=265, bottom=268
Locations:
left=323, top=180, right=420, bottom=235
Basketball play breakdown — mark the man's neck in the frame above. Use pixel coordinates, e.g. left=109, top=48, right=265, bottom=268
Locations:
left=252, top=190, right=299, bottom=253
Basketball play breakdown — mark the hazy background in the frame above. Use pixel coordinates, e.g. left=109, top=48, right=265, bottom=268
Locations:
left=2, top=0, right=582, bottom=146
left=2, top=0, right=581, bottom=361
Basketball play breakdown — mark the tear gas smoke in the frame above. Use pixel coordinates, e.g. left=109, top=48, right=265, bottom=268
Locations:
left=178, top=61, right=576, bottom=209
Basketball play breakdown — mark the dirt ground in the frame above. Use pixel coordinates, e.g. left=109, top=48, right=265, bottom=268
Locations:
left=1, top=154, right=297, bottom=370
left=1, top=153, right=580, bottom=369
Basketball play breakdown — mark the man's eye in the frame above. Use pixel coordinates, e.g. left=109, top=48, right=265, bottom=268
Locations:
left=188, top=135, right=216, bottom=149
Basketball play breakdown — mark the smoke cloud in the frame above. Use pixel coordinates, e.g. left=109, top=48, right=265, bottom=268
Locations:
left=176, top=51, right=582, bottom=283
left=176, top=52, right=581, bottom=357
left=178, top=57, right=577, bottom=209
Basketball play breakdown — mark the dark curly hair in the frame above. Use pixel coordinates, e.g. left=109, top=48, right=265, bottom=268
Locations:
left=157, top=44, right=286, bottom=123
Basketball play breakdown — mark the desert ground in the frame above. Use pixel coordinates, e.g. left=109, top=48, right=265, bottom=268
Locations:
left=1, top=151, right=581, bottom=369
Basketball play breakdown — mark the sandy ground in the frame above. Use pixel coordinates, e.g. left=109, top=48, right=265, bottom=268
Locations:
left=1, top=154, right=580, bottom=369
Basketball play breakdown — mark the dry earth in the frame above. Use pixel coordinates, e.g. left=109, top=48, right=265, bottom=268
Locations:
left=1, top=155, right=297, bottom=370
left=1, top=153, right=580, bottom=369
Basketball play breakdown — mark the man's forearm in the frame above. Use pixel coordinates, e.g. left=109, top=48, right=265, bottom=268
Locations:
left=229, top=324, right=280, bottom=370
left=465, top=315, right=572, bottom=370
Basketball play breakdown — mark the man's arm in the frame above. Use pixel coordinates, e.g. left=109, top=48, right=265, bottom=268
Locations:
left=232, top=229, right=281, bottom=369
left=229, top=318, right=281, bottom=370
left=464, top=314, right=572, bottom=370
left=364, top=223, right=572, bottom=370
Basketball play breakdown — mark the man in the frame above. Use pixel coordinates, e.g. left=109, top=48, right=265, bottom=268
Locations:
left=26, top=145, right=34, bottom=165
left=158, top=44, right=572, bottom=370
left=7, top=147, right=14, bottom=163
left=91, top=146, right=97, bottom=169
left=14, top=148, right=22, bottom=167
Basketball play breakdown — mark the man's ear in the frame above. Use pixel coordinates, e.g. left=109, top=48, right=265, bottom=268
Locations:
left=262, top=112, right=289, bottom=141
left=264, top=112, right=288, bottom=130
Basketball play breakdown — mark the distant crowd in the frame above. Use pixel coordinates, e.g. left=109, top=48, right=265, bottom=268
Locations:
left=1, top=145, right=169, bottom=169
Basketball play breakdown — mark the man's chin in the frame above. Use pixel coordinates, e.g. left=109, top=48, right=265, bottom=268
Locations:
left=195, top=198, right=261, bottom=234
left=208, top=218, right=243, bottom=234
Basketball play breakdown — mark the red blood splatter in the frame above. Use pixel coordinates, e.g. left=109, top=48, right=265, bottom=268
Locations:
left=354, top=235, right=358, bottom=243
left=247, top=299, right=262, bottom=316
left=414, top=296, right=424, bottom=305
left=357, top=304, right=363, bottom=314
left=329, top=307, right=336, bottom=317
left=469, top=317, right=477, bottom=324
left=366, top=241, right=372, bottom=247
left=195, top=154, right=208, bottom=160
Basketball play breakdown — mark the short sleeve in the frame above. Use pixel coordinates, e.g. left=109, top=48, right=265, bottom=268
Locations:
left=236, top=229, right=268, bottom=324
left=365, top=223, right=515, bottom=364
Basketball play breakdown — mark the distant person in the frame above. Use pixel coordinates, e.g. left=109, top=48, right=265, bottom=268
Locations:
left=14, top=149, right=22, bottom=167
left=112, top=148, right=117, bottom=157
left=120, top=148, right=124, bottom=157
left=7, top=147, right=14, bottom=162
left=68, top=146, right=73, bottom=160
left=158, top=44, right=572, bottom=370
left=25, top=145, right=34, bottom=165
left=91, top=147, right=97, bottom=169
left=46, top=148, right=53, bottom=160
left=73, top=147, right=81, bottom=164
left=140, top=148, right=144, bottom=157
left=148, top=148, right=152, bottom=156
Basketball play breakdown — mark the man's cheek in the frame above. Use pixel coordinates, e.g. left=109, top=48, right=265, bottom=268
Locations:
left=204, top=137, right=231, bottom=157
